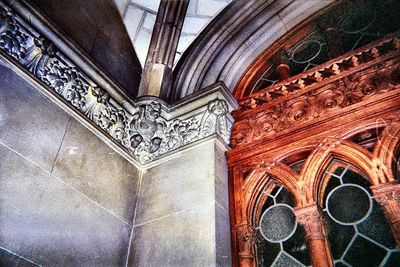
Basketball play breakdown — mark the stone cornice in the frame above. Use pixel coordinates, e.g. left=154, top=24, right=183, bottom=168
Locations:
left=0, top=1, right=238, bottom=169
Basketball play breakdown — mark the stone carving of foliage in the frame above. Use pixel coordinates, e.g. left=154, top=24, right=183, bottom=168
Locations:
left=0, top=2, right=232, bottom=166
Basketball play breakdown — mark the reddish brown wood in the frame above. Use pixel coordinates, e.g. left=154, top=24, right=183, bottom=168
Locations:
left=294, top=204, right=333, bottom=267
left=371, top=181, right=400, bottom=245
left=228, top=33, right=400, bottom=266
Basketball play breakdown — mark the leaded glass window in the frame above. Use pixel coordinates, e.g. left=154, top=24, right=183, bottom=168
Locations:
left=254, top=181, right=311, bottom=267
left=322, top=160, right=400, bottom=267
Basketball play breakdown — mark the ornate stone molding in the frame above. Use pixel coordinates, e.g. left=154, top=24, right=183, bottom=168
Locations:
left=0, top=1, right=237, bottom=168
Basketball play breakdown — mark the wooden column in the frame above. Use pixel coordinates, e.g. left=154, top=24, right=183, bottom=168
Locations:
left=275, top=54, right=290, bottom=81
left=294, top=204, right=333, bottom=267
left=371, top=181, right=400, bottom=245
left=235, top=224, right=255, bottom=267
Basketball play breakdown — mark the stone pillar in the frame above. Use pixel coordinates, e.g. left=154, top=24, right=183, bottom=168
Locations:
left=371, top=181, right=400, bottom=245
left=294, top=204, right=333, bottom=267
left=235, top=224, right=255, bottom=267
left=127, top=84, right=238, bottom=266
left=138, top=0, right=189, bottom=100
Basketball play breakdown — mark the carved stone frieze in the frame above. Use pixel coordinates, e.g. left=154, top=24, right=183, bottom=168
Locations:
left=127, top=99, right=231, bottom=164
left=0, top=2, right=235, bottom=167
left=231, top=59, right=400, bottom=148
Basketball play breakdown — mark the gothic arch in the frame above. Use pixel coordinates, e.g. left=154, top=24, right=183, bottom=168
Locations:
left=301, top=138, right=380, bottom=203
left=172, top=0, right=334, bottom=100
left=374, top=122, right=400, bottom=181
left=242, top=161, right=303, bottom=224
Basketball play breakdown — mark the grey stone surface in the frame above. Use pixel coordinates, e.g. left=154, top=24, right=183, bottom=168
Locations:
left=215, top=143, right=230, bottom=211
left=135, top=143, right=216, bottom=225
left=215, top=202, right=231, bottom=267
left=278, top=0, right=333, bottom=30
left=0, top=64, right=70, bottom=172
left=0, top=247, right=38, bottom=267
left=130, top=140, right=232, bottom=266
left=52, top=118, right=140, bottom=223
left=129, top=202, right=216, bottom=267
left=29, top=0, right=142, bottom=95
left=0, top=144, right=131, bottom=266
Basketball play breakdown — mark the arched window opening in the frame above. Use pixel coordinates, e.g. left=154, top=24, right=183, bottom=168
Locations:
left=321, top=160, right=400, bottom=266
left=234, top=0, right=400, bottom=99
left=253, top=180, right=311, bottom=267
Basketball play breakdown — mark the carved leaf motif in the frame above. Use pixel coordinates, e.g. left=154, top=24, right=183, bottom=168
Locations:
left=0, top=3, right=232, bottom=165
left=0, top=7, right=28, bottom=60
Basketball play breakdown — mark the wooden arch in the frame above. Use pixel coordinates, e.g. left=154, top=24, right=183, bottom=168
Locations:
left=374, top=121, right=400, bottom=182
left=242, top=161, right=304, bottom=225
left=301, top=137, right=381, bottom=204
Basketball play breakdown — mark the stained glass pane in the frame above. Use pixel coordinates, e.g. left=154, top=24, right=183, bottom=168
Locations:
left=357, top=202, right=397, bottom=249
left=323, top=161, right=400, bottom=267
left=324, top=215, right=355, bottom=260
left=273, top=252, right=302, bottom=267
left=283, top=225, right=311, bottom=266
left=343, top=236, right=387, bottom=267
left=384, top=252, right=400, bottom=267
left=260, top=205, right=296, bottom=242
left=326, top=185, right=371, bottom=224
left=255, top=183, right=309, bottom=266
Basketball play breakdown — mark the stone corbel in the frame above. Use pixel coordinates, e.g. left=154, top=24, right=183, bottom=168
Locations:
left=0, top=1, right=238, bottom=169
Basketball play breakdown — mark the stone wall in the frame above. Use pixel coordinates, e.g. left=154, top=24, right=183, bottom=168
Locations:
left=26, top=0, right=142, bottom=96
left=0, top=62, right=141, bottom=266
left=128, top=140, right=231, bottom=266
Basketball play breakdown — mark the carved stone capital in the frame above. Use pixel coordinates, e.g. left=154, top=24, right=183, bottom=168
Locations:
left=235, top=224, right=255, bottom=259
left=128, top=97, right=234, bottom=165
left=294, top=204, right=325, bottom=241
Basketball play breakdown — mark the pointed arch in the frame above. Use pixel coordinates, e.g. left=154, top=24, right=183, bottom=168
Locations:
left=242, top=161, right=304, bottom=224
left=301, top=137, right=380, bottom=203
left=374, top=122, right=400, bottom=181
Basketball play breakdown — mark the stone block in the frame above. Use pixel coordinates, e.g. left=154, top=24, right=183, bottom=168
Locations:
left=52, top=118, right=140, bottom=224
left=215, top=202, right=231, bottom=267
left=129, top=202, right=216, bottom=267
left=0, top=247, right=38, bottom=267
left=0, top=144, right=131, bottom=266
left=0, top=64, right=70, bottom=172
left=135, top=143, right=215, bottom=225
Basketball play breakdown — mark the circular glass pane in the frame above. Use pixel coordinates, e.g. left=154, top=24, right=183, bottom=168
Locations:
left=260, top=204, right=297, bottom=242
left=292, top=40, right=322, bottom=64
left=326, top=184, right=372, bottom=225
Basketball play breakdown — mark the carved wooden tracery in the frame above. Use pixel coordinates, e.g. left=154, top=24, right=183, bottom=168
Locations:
left=227, top=32, right=400, bottom=266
